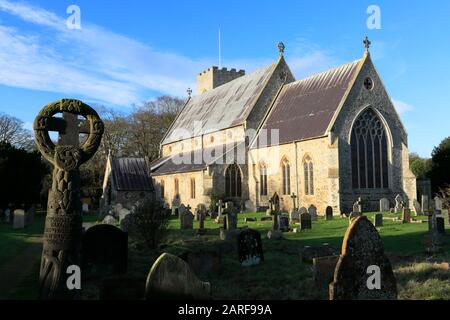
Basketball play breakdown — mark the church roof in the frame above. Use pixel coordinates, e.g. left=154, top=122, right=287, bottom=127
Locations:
left=161, top=62, right=277, bottom=145
left=111, top=157, right=154, bottom=191
left=252, top=59, right=362, bottom=148
left=151, top=143, right=244, bottom=176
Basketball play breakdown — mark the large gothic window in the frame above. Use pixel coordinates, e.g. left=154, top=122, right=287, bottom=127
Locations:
left=351, top=109, right=389, bottom=189
left=225, top=164, right=242, bottom=197
left=281, top=159, right=291, bottom=195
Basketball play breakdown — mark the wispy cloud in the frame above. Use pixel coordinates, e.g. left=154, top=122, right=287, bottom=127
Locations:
left=392, top=99, right=415, bottom=114
left=0, top=0, right=337, bottom=107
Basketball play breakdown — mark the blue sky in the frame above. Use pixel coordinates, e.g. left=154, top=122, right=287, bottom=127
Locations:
left=0, top=0, right=449, bottom=157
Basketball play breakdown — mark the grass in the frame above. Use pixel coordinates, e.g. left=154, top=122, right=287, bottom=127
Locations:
left=127, top=211, right=450, bottom=300
left=2, top=210, right=449, bottom=300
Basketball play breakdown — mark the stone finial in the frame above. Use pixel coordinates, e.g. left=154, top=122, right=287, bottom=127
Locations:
left=363, top=36, right=371, bottom=53
left=187, top=87, right=192, bottom=97
left=277, top=42, right=285, bottom=55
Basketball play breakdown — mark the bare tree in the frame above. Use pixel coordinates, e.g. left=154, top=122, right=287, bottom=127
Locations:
left=0, top=113, right=34, bottom=150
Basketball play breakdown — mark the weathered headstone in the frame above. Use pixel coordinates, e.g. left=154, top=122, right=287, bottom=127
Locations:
left=34, top=99, right=104, bottom=299
left=197, top=209, right=207, bottom=235
left=172, top=195, right=181, bottom=216
left=313, top=255, right=340, bottom=290
left=4, top=208, right=11, bottom=223
left=238, top=229, right=264, bottom=267
left=180, top=205, right=194, bottom=230
left=324, top=206, right=333, bottom=221
left=353, top=198, right=362, bottom=213
left=13, top=209, right=25, bottom=229
left=271, top=193, right=281, bottom=213
left=421, top=195, right=429, bottom=214
left=278, top=215, right=289, bottom=231
left=290, top=209, right=300, bottom=223
left=402, top=208, right=411, bottom=223
left=395, top=194, right=404, bottom=213
left=300, top=211, right=312, bottom=230
left=120, top=213, right=134, bottom=233
left=413, top=199, right=422, bottom=216
left=145, top=253, right=211, bottom=300
left=102, top=214, right=118, bottom=225
left=379, top=198, right=390, bottom=212
left=434, top=196, right=443, bottom=211
left=217, top=200, right=224, bottom=217
left=81, top=224, right=128, bottom=275
left=329, top=216, right=397, bottom=300
left=82, top=203, right=89, bottom=213
left=374, top=213, right=383, bottom=227
left=308, top=204, right=318, bottom=221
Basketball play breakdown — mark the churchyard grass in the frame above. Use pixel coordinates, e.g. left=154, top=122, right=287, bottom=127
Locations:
left=128, top=211, right=450, bottom=300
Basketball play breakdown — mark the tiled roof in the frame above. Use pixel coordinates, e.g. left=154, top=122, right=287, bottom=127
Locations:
left=253, top=59, right=361, bottom=148
left=111, top=157, right=154, bottom=191
left=162, top=63, right=277, bottom=145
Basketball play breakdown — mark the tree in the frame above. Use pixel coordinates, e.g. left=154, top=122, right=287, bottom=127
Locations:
left=409, top=152, right=432, bottom=180
left=430, top=136, right=450, bottom=193
left=0, top=142, right=49, bottom=208
left=0, top=113, right=34, bottom=150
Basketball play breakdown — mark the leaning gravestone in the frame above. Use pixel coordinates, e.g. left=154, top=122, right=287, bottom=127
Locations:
left=379, top=198, right=390, bottom=212
left=300, top=212, right=312, bottom=230
left=238, top=229, right=264, bottom=267
left=180, top=205, right=194, bottom=230
left=329, top=216, right=397, bottom=300
left=81, top=224, right=128, bottom=275
left=326, top=206, right=333, bottom=221
left=13, top=209, right=25, bottom=229
left=402, top=208, right=411, bottom=224
left=34, top=99, right=104, bottom=299
left=308, top=205, right=318, bottom=221
left=413, top=199, right=422, bottom=216
left=434, top=196, right=443, bottom=211
left=145, top=253, right=211, bottom=300
left=395, top=194, right=404, bottom=213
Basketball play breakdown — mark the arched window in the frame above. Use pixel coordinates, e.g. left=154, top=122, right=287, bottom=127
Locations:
left=174, top=178, right=179, bottom=196
left=190, top=178, right=196, bottom=199
left=225, top=164, right=242, bottom=197
left=160, top=180, right=165, bottom=198
left=351, top=109, right=389, bottom=189
left=260, top=164, right=268, bottom=196
left=304, top=156, right=314, bottom=195
left=281, top=159, right=291, bottom=195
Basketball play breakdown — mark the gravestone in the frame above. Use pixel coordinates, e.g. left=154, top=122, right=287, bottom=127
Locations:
left=81, top=224, right=128, bottom=275
left=379, top=198, right=390, bottom=212
left=237, top=229, right=264, bottom=267
left=13, top=209, right=25, bottom=229
left=120, top=213, right=134, bottom=233
left=290, top=209, right=300, bottom=223
left=34, top=99, right=104, bottom=299
left=308, top=204, right=318, bottom=221
left=118, top=208, right=131, bottom=222
left=434, top=196, right=443, bottom=211
left=374, top=213, right=383, bottom=227
left=172, top=196, right=181, bottom=216
left=300, top=212, right=312, bottom=230
left=267, top=208, right=282, bottom=240
left=244, top=217, right=257, bottom=223
left=217, top=200, right=224, bottom=217
left=197, top=209, right=207, bottom=235
left=395, top=194, right=404, bottom=213
left=326, top=206, right=333, bottom=221
left=313, top=255, right=340, bottom=290
left=349, top=211, right=362, bottom=223
left=271, top=193, right=281, bottom=213
left=421, top=195, right=429, bottom=214
left=329, top=216, right=397, bottom=300
left=25, top=206, right=35, bottom=226
left=82, top=203, right=89, bottom=213
left=145, top=253, right=211, bottom=300
left=436, top=217, right=445, bottom=234
left=402, top=208, right=411, bottom=223
left=413, top=199, right=422, bottom=216
left=278, top=215, right=289, bottom=232
left=180, top=205, right=194, bottom=230
left=224, top=204, right=238, bottom=230
left=4, top=208, right=11, bottom=223
left=353, top=198, right=362, bottom=213
left=103, top=214, right=118, bottom=225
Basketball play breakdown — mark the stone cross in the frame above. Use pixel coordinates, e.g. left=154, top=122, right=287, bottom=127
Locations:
left=363, top=36, right=371, bottom=52
left=290, top=193, right=297, bottom=210
left=33, top=99, right=104, bottom=299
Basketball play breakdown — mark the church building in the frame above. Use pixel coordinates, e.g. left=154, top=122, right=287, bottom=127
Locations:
left=150, top=38, right=417, bottom=215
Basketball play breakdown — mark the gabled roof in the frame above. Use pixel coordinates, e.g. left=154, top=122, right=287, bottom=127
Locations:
left=252, top=59, right=362, bottom=148
left=111, top=157, right=154, bottom=191
left=151, top=143, right=244, bottom=176
left=161, top=62, right=278, bottom=145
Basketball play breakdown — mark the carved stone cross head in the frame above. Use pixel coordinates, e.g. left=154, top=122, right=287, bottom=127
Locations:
left=33, top=99, right=104, bottom=171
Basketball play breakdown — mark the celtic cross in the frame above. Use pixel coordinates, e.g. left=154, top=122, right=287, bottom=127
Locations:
left=34, top=99, right=104, bottom=299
